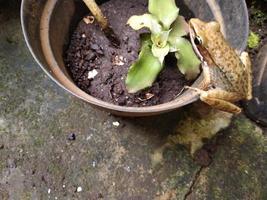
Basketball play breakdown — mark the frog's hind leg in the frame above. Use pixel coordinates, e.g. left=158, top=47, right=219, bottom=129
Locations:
left=240, top=52, right=252, bottom=100
left=200, top=89, right=242, bottom=114
left=186, top=87, right=242, bottom=114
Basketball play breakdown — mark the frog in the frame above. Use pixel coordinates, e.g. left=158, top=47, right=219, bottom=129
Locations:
left=185, top=18, right=252, bottom=114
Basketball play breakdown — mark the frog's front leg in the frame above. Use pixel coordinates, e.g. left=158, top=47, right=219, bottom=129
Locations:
left=201, top=62, right=212, bottom=88
left=186, top=87, right=242, bottom=114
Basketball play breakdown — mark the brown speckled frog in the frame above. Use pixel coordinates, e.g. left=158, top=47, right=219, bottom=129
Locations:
left=187, top=18, right=252, bottom=114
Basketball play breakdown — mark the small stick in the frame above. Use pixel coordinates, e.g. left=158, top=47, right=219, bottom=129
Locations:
left=82, top=0, right=108, bottom=30
left=82, top=0, right=120, bottom=47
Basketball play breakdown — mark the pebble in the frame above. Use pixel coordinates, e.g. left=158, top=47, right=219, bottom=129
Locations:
left=88, top=69, right=98, bottom=79
left=48, top=188, right=51, bottom=194
left=112, top=121, right=120, bottom=127
left=77, top=186, right=83, bottom=192
left=68, top=133, right=76, bottom=141
left=92, top=161, right=96, bottom=167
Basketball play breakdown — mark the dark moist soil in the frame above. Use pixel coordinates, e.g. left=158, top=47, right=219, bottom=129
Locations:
left=65, top=0, right=190, bottom=107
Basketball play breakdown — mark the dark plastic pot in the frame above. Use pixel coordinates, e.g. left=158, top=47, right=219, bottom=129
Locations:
left=21, top=0, right=249, bottom=117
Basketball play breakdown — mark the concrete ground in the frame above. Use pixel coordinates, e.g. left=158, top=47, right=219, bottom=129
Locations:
left=0, top=1, right=266, bottom=200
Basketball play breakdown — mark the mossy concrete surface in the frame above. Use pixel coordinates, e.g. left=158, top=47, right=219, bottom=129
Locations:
left=0, top=1, right=266, bottom=200
left=187, top=117, right=267, bottom=200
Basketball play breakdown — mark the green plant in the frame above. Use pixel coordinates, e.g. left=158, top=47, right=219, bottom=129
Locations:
left=248, top=31, right=260, bottom=49
left=126, top=0, right=200, bottom=93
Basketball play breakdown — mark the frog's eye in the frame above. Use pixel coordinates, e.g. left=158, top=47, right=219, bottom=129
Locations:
left=194, top=36, right=202, bottom=45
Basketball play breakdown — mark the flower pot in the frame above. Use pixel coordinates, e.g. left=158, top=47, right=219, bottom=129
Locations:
left=21, top=0, right=249, bottom=117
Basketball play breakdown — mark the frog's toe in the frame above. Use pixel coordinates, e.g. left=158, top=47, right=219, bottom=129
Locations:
left=240, top=52, right=251, bottom=67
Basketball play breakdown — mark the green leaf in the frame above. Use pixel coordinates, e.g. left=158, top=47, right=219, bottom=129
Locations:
left=152, top=43, right=170, bottom=64
left=168, top=16, right=189, bottom=46
left=126, top=37, right=163, bottom=93
left=127, top=14, right=162, bottom=34
left=151, top=30, right=171, bottom=48
left=174, top=38, right=201, bottom=80
left=149, top=0, right=179, bottom=29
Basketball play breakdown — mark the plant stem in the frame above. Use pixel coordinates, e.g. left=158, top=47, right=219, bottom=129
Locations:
left=82, top=0, right=120, bottom=47
left=83, top=0, right=108, bottom=30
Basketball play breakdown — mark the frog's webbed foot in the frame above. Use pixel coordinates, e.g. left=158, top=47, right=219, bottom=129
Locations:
left=240, top=52, right=252, bottom=100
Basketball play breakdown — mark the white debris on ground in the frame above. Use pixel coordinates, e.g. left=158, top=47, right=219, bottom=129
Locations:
left=112, top=55, right=125, bottom=66
left=112, top=121, right=120, bottom=127
left=92, top=161, right=96, bottom=168
left=88, top=69, right=98, bottom=79
left=76, top=186, right=82, bottom=193
left=124, top=166, right=131, bottom=172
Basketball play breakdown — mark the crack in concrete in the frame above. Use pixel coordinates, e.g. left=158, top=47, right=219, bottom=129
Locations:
left=182, top=130, right=225, bottom=199
left=182, top=120, right=236, bottom=199
left=183, top=166, right=204, bottom=200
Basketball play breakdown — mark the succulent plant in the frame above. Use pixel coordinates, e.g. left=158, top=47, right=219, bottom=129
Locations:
left=126, top=0, right=200, bottom=93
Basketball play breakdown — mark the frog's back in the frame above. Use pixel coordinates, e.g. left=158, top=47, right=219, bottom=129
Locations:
left=205, top=30, right=249, bottom=96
